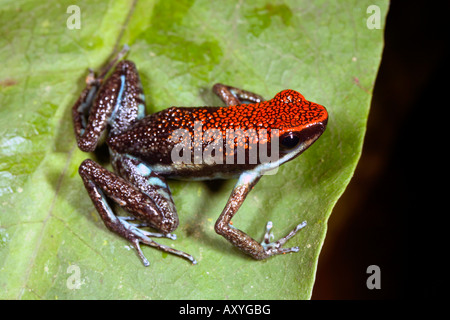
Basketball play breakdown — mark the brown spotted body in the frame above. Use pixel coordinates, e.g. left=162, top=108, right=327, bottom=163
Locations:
left=108, top=89, right=327, bottom=176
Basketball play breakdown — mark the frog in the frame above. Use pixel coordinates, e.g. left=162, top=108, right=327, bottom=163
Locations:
left=72, top=46, right=328, bottom=266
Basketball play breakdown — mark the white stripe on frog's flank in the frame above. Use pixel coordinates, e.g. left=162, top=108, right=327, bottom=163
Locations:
left=108, top=74, right=126, bottom=124
left=248, top=134, right=321, bottom=177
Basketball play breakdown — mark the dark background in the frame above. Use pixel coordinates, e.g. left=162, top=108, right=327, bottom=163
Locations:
left=312, top=1, right=449, bottom=299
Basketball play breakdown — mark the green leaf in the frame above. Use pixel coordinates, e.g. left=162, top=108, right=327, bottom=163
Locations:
left=0, top=0, right=387, bottom=299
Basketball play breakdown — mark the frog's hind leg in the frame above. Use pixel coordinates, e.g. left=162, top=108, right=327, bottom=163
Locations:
left=78, top=158, right=197, bottom=266
left=111, top=154, right=180, bottom=234
left=212, top=83, right=265, bottom=106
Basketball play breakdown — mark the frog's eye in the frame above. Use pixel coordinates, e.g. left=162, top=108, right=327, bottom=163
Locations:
left=280, top=132, right=301, bottom=150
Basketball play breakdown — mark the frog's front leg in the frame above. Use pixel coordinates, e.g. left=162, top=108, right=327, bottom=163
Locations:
left=214, top=172, right=307, bottom=259
left=72, top=47, right=144, bottom=152
left=213, top=83, right=265, bottom=106
left=78, top=158, right=197, bottom=266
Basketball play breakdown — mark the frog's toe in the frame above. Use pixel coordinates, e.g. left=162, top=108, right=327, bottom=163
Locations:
left=118, top=217, right=196, bottom=265
left=260, top=220, right=307, bottom=257
left=141, top=230, right=177, bottom=240
left=118, top=217, right=177, bottom=240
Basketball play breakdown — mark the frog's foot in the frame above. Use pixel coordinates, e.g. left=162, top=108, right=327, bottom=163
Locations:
left=260, top=221, right=307, bottom=257
left=213, top=83, right=265, bottom=106
left=83, top=45, right=130, bottom=88
left=118, top=217, right=197, bottom=267
left=118, top=216, right=177, bottom=240
left=96, top=44, right=130, bottom=82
